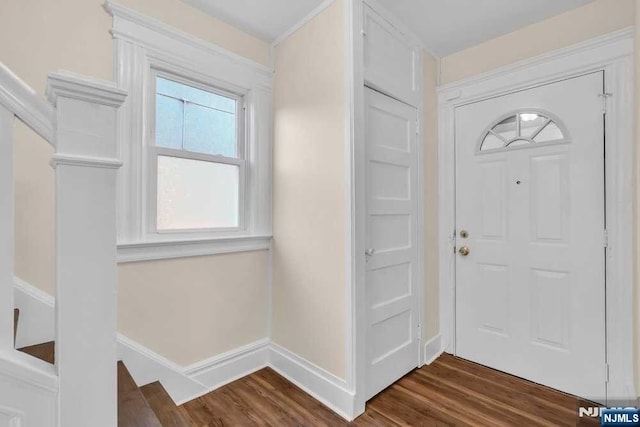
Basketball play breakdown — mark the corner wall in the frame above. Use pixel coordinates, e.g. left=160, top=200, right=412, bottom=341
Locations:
left=1, top=0, right=271, bottom=367
left=438, top=0, right=637, bottom=398
left=272, top=0, right=348, bottom=380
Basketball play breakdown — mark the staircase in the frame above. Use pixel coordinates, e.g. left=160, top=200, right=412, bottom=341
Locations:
left=0, top=63, right=181, bottom=425
left=14, top=309, right=189, bottom=426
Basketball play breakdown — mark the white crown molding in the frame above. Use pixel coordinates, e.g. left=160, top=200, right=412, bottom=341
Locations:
left=117, top=235, right=271, bottom=263
left=104, top=0, right=272, bottom=76
left=438, top=26, right=634, bottom=102
left=272, top=0, right=336, bottom=47
left=0, top=63, right=55, bottom=145
left=46, top=71, right=127, bottom=108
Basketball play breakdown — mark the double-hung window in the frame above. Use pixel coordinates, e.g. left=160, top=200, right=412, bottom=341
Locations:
left=111, top=5, right=272, bottom=262
left=151, top=73, right=245, bottom=233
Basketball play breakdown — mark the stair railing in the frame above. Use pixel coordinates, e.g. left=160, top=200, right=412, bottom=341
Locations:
left=0, top=64, right=126, bottom=427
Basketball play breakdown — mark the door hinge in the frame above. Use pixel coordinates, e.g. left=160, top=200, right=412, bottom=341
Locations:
left=598, top=92, right=613, bottom=114
left=416, top=119, right=420, bottom=135
left=604, top=229, right=609, bottom=248
left=605, top=364, right=610, bottom=383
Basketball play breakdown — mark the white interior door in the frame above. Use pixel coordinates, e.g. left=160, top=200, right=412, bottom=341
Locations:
left=365, top=87, right=420, bottom=400
left=455, top=72, right=606, bottom=400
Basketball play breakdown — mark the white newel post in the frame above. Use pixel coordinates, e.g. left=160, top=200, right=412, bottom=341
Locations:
left=46, top=72, right=126, bottom=427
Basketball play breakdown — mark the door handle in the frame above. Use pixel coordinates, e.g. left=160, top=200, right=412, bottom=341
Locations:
left=365, top=248, right=376, bottom=257
left=458, top=246, right=470, bottom=256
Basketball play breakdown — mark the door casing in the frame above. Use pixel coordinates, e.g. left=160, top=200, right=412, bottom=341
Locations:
left=437, top=28, right=635, bottom=404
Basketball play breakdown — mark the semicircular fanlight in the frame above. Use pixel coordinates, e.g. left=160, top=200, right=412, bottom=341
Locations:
left=479, top=111, right=568, bottom=152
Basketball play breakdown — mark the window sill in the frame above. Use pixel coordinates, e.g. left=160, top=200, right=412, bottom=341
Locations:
left=117, top=235, right=272, bottom=263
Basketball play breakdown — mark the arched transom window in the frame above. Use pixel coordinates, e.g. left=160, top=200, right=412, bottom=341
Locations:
left=479, top=111, right=569, bottom=152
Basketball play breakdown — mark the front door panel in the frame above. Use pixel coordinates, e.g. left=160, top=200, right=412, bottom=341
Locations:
left=455, top=72, right=606, bottom=400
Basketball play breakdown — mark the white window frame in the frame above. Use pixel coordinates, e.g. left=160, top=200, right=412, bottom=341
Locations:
left=107, top=1, right=272, bottom=262
left=148, top=69, right=247, bottom=236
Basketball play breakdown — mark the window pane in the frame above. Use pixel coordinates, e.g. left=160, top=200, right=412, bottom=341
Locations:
left=156, top=94, right=184, bottom=150
left=519, top=113, right=547, bottom=137
left=155, top=76, right=238, bottom=157
left=492, top=115, right=517, bottom=140
left=480, top=133, right=504, bottom=151
left=534, top=121, right=565, bottom=143
left=157, top=156, right=239, bottom=230
left=184, top=103, right=237, bottom=157
left=157, top=77, right=236, bottom=113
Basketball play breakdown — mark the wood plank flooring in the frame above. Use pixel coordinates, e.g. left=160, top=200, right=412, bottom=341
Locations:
left=178, top=354, right=599, bottom=426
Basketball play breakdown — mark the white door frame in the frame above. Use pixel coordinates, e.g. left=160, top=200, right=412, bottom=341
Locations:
left=345, top=0, right=426, bottom=416
left=437, top=28, right=635, bottom=404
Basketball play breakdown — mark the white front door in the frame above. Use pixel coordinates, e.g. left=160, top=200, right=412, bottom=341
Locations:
left=455, top=72, right=607, bottom=400
left=365, top=87, right=420, bottom=399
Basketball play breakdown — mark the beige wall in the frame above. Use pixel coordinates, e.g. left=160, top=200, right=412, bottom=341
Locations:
left=423, top=51, right=440, bottom=342
left=1, top=0, right=271, bottom=365
left=440, top=0, right=638, bottom=397
left=272, top=0, right=347, bottom=379
left=118, top=252, right=268, bottom=366
left=440, top=0, right=635, bottom=85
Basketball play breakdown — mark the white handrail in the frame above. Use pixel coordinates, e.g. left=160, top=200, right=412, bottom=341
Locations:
left=0, top=63, right=55, bottom=145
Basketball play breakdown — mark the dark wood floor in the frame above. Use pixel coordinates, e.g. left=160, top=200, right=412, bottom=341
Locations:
left=177, top=354, right=598, bottom=426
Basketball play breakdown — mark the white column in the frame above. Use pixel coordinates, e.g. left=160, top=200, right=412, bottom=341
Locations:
left=0, top=105, right=14, bottom=353
left=46, top=72, right=126, bottom=427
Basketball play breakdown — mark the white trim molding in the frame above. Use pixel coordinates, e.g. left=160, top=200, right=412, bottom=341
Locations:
left=272, top=0, right=336, bottom=47
left=46, top=71, right=128, bottom=108
left=117, top=235, right=271, bottom=263
left=106, top=1, right=273, bottom=262
left=14, top=277, right=359, bottom=419
left=346, top=0, right=426, bottom=416
left=423, top=335, right=443, bottom=366
left=104, top=1, right=272, bottom=76
left=268, top=343, right=356, bottom=421
left=183, top=339, right=269, bottom=393
left=437, top=27, right=636, bottom=405
left=0, top=63, right=55, bottom=145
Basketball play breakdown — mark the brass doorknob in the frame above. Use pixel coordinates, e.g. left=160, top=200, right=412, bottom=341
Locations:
left=458, top=246, right=470, bottom=256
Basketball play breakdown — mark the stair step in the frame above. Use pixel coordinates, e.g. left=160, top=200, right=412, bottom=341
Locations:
left=140, top=382, right=190, bottom=426
left=13, top=308, right=19, bottom=343
left=18, top=341, right=55, bottom=365
left=118, top=361, right=162, bottom=427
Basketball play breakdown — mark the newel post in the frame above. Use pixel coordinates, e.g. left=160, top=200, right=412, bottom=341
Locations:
left=46, top=72, right=126, bottom=427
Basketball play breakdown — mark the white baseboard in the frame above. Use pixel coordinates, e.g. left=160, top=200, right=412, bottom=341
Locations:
left=12, top=277, right=267, bottom=406
left=183, top=339, right=269, bottom=392
left=14, top=278, right=357, bottom=420
left=13, top=278, right=55, bottom=348
left=268, top=343, right=355, bottom=421
left=423, top=334, right=443, bottom=365
left=116, top=334, right=209, bottom=405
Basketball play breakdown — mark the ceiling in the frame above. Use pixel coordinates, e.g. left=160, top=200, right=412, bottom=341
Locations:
left=183, top=0, right=596, bottom=56
left=182, top=0, right=326, bottom=42
left=377, top=0, right=596, bottom=56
